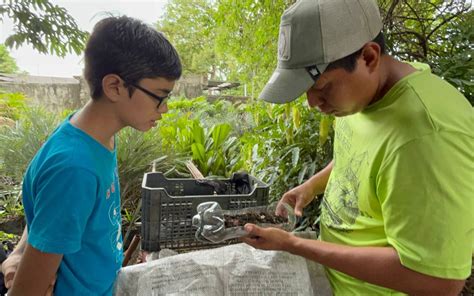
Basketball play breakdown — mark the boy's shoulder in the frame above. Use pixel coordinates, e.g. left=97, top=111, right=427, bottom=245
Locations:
left=32, top=119, right=107, bottom=175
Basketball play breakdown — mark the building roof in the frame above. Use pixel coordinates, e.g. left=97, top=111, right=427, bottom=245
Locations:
left=0, top=73, right=79, bottom=85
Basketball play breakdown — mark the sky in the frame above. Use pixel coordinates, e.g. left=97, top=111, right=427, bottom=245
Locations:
left=0, top=0, right=168, bottom=78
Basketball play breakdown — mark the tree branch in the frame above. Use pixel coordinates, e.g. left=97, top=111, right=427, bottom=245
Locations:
left=426, top=12, right=463, bottom=41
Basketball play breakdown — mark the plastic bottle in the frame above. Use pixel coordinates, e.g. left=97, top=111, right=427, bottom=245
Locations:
left=192, top=201, right=296, bottom=243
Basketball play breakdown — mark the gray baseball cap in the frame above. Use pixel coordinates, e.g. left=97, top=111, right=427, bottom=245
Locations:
left=260, top=0, right=382, bottom=104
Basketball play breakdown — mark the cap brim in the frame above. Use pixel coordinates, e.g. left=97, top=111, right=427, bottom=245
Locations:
left=259, top=67, right=315, bottom=104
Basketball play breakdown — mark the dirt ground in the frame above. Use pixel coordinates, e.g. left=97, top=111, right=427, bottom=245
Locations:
left=461, top=263, right=474, bottom=296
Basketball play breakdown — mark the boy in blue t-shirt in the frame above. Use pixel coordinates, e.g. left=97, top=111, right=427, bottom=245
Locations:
left=2, top=16, right=181, bottom=295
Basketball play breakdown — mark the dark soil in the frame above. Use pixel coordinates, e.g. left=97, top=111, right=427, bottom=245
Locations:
left=0, top=216, right=25, bottom=236
left=223, top=212, right=287, bottom=228
left=460, top=262, right=474, bottom=296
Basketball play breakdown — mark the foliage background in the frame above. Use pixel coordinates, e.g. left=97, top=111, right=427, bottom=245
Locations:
left=0, top=44, right=19, bottom=74
left=0, top=0, right=472, bottom=291
left=0, top=0, right=472, bottom=242
left=158, top=0, right=473, bottom=104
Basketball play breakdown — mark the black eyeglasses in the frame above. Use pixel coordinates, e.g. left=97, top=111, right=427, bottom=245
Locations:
left=306, top=65, right=322, bottom=82
left=131, top=83, right=172, bottom=109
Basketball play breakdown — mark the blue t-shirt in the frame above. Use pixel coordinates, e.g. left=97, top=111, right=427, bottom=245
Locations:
left=22, top=115, right=123, bottom=295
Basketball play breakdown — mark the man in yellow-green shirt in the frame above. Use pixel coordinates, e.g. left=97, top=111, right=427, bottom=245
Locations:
left=241, top=0, right=473, bottom=295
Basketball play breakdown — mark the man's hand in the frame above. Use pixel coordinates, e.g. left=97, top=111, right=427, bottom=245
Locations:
left=276, top=183, right=316, bottom=217
left=2, top=252, right=21, bottom=289
left=241, top=224, right=296, bottom=251
left=276, top=161, right=333, bottom=217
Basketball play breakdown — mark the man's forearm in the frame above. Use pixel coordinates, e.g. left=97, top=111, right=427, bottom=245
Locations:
left=286, top=237, right=464, bottom=296
left=305, top=160, right=333, bottom=196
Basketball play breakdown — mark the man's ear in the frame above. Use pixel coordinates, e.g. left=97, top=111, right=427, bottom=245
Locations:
left=102, top=74, right=127, bottom=103
left=361, top=42, right=381, bottom=73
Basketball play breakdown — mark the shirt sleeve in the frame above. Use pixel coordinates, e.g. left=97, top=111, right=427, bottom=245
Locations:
left=377, top=132, right=473, bottom=279
left=28, top=167, right=98, bottom=254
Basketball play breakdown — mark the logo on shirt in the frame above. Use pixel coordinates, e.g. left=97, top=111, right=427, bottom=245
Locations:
left=108, top=200, right=123, bottom=263
left=106, top=180, right=116, bottom=200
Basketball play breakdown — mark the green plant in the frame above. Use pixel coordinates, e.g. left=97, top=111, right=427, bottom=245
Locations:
left=213, top=0, right=294, bottom=96
left=0, top=107, right=58, bottom=222
left=0, top=107, right=59, bottom=181
left=0, top=91, right=29, bottom=121
left=379, top=0, right=473, bottom=104
left=0, top=231, right=20, bottom=250
left=190, top=122, right=243, bottom=176
left=122, top=208, right=135, bottom=225
left=0, top=182, right=23, bottom=219
left=239, top=97, right=333, bottom=229
left=158, top=98, right=245, bottom=177
left=0, top=44, right=19, bottom=73
left=157, top=0, right=221, bottom=77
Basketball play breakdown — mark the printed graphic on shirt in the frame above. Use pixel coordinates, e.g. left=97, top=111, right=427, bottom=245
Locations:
left=321, top=118, right=368, bottom=232
left=322, top=151, right=368, bottom=231
left=108, top=167, right=123, bottom=265
left=108, top=200, right=122, bottom=263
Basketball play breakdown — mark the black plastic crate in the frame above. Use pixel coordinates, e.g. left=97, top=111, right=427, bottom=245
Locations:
left=141, top=172, right=269, bottom=252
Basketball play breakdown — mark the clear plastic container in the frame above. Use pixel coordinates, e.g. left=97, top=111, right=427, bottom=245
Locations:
left=192, top=201, right=296, bottom=243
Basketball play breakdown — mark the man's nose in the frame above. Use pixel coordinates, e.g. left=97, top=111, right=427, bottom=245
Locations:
left=306, top=90, right=324, bottom=108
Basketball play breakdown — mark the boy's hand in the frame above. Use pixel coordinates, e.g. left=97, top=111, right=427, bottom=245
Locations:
left=2, top=252, right=21, bottom=289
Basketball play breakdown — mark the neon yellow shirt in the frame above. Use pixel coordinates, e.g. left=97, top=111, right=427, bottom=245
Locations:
left=320, top=62, right=473, bottom=295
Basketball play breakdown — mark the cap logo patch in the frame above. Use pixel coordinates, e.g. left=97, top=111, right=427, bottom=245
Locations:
left=278, top=24, right=291, bottom=61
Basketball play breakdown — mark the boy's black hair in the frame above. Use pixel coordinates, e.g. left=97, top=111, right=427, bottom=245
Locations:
left=84, top=16, right=182, bottom=100
left=326, top=32, right=386, bottom=72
